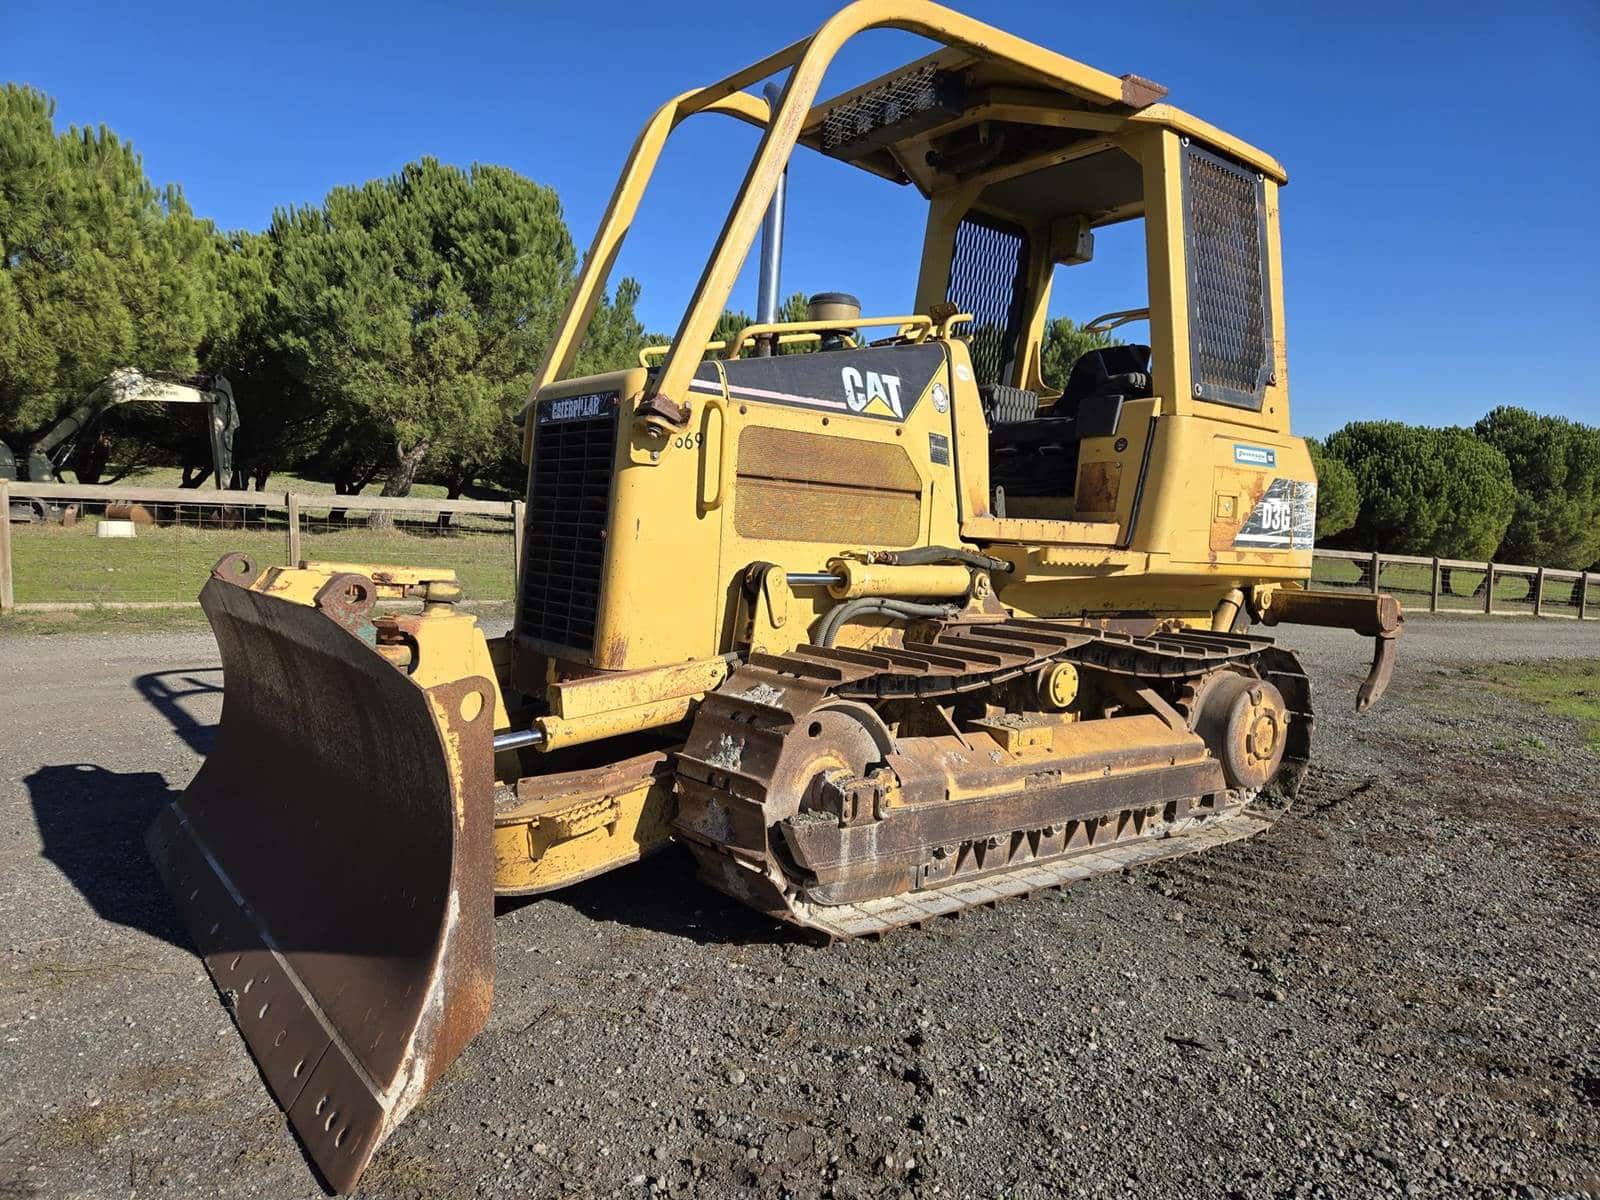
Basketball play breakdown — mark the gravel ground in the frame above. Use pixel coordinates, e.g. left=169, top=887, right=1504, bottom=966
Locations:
left=1, top=616, right=1597, bottom=1199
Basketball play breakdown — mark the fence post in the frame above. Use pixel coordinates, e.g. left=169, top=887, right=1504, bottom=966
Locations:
left=1485, top=563, right=1495, bottom=615
left=512, top=499, right=525, bottom=598
left=1582, top=574, right=1592, bottom=622
left=286, top=493, right=302, bottom=567
left=1534, top=566, right=1546, bottom=617
left=0, top=481, right=13, bottom=613
left=1368, top=550, right=1381, bottom=595
left=1430, top=557, right=1441, bottom=613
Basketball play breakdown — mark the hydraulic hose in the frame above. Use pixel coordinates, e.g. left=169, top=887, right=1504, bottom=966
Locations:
left=869, top=545, right=1013, bottom=574
left=815, top=597, right=960, bottom=648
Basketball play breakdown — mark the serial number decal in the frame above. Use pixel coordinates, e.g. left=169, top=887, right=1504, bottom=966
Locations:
left=540, top=392, right=614, bottom=424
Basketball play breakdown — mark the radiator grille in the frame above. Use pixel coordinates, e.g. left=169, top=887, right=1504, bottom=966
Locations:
left=518, top=393, right=617, bottom=652
left=947, top=214, right=1030, bottom=389
left=1182, top=141, right=1273, bottom=409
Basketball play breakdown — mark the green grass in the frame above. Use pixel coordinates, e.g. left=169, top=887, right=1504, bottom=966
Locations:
left=7, top=512, right=516, bottom=614
left=1486, top=660, right=1600, bottom=749
left=1310, top=556, right=1579, bottom=610
left=4, top=467, right=521, bottom=633
left=0, top=606, right=211, bottom=636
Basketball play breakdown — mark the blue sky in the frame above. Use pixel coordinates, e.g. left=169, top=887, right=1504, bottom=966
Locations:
left=6, top=0, right=1597, bottom=436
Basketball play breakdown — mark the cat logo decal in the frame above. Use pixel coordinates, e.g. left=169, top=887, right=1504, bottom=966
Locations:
left=840, top=367, right=904, bottom=419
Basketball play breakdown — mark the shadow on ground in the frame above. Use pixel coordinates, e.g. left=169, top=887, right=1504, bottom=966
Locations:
left=20, top=669, right=223, bottom=952
left=498, top=844, right=805, bottom=947
left=25, top=763, right=187, bottom=950
left=133, top=667, right=222, bottom=756
left=116, top=668, right=787, bottom=947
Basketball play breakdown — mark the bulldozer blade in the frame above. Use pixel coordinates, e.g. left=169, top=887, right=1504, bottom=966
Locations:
left=146, top=574, right=496, bottom=1193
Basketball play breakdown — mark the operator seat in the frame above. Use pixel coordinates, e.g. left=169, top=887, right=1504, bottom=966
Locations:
left=985, top=344, right=1153, bottom=500
left=1060, top=344, right=1153, bottom=410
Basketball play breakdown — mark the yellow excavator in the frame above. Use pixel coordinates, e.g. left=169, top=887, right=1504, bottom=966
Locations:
left=147, top=3, right=1402, bottom=1190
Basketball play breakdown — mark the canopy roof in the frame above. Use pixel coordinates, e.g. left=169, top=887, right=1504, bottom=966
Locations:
left=785, top=45, right=1285, bottom=230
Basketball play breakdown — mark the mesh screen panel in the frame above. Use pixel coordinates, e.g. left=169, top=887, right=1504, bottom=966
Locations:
left=947, top=214, right=1029, bottom=388
left=518, top=395, right=617, bottom=651
left=1182, top=142, right=1273, bottom=409
left=819, top=64, right=963, bottom=159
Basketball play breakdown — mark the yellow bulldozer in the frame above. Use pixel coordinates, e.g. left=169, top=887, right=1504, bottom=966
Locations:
left=147, top=3, right=1402, bottom=1190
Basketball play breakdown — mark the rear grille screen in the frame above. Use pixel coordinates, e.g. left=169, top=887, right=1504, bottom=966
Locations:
left=947, top=214, right=1030, bottom=389
left=519, top=392, right=617, bottom=652
left=1182, top=141, right=1273, bottom=409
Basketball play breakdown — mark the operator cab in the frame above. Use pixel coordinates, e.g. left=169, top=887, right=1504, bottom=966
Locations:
left=526, top=10, right=1291, bottom=589
left=776, top=43, right=1287, bottom=540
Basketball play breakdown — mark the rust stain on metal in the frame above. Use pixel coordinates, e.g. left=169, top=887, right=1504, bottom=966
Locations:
left=1119, top=73, right=1168, bottom=107
left=146, top=580, right=496, bottom=1193
left=210, top=551, right=263, bottom=587
left=1075, top=461, right=1121, bottom=515
left=1210, top=469, right=1271, bottom=553
left=313, top=572, right=378, bottom=635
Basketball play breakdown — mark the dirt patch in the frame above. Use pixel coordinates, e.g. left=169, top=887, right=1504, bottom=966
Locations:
left=1, top=622, right=1598, bottom=1198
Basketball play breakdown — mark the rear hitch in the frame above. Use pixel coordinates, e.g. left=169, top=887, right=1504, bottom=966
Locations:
left=1254, top=586, right=1403, bottom=712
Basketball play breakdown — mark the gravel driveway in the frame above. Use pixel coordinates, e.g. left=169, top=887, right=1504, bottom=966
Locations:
left=1, top=617, right=1596, bottom=1199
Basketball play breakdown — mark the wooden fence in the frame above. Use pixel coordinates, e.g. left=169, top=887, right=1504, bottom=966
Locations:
left=0, top=480, right=1596, bottom=620
left=1310, top=548, right=1597, bottom=619
left=0, top=480, right=522, bottom=612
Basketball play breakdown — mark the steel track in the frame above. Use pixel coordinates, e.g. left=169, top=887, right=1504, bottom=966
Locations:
left=674, top=620, right=1314, bottom=938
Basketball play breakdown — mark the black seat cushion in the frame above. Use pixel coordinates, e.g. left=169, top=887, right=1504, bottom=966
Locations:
left=979, top=383, right=1039, bottom=425
left=1061, top=344, right=1153, bottom=407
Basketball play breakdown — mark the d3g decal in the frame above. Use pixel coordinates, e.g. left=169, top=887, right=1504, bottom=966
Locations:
left=1234, top=478, right=1317, bottom=551
left=840, top=367, right=904, bottom=418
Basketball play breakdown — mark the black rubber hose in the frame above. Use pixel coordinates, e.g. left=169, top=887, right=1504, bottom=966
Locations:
left=815, top=597, right=959, bottom=647
left=874, top=545, right=1013, bottom=574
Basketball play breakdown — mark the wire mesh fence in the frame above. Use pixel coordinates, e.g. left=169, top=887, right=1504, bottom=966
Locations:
left=1310, top=549, right=1595, bottom=620
left=0, top=482, right=519, bottom=612
left=1437, top=564, right=1489, bottom=614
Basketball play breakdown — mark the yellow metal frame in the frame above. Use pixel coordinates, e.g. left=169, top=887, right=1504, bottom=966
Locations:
left=520, top=0, right=1286, bottom=461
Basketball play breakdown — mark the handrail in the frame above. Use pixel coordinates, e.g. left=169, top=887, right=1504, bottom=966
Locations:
left=725, top=314, right=930, bottom=359
left=520, top=0, right=1138, bottom=458
left=637, top=330, right=857, bottom=367
left=637, top=309, right=972, bottom=366
left=1083, top=307, right=1151, bottom=335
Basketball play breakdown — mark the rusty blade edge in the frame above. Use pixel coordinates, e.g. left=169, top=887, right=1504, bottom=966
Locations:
left=148, top=802, right=404, bottom=1192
